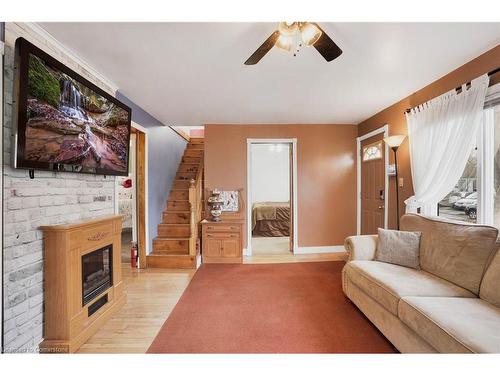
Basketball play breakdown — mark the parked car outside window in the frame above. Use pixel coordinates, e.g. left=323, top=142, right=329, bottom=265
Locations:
left=464, top=203, right=477, bottom=219
left=447, top=191, right=468, bottom=206
left=452, top=192, right=478, bottom=210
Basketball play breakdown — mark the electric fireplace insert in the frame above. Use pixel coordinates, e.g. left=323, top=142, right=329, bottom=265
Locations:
left=82, top=245, right=112, bottom=305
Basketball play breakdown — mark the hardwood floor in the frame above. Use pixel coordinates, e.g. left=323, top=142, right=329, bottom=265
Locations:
left=244, top=251, right=347, bottom=264
left=251, top=236, right=290, bottom=255
left=77, top=266, right=195, bottom=353
left=77, top=251, right=346, bottom=353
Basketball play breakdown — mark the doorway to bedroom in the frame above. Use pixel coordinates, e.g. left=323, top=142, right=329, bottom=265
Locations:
left=247, top=139, right=298, bottom=256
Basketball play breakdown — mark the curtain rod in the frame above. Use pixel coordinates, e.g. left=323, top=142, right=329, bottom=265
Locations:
left=404, top=66, right=500, bottom=114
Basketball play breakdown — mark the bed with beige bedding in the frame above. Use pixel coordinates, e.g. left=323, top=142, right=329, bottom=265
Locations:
left=252, top=202, right=290, bottom=237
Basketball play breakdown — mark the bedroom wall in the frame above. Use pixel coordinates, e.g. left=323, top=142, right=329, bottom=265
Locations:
left=251, top=143, right=290, bottom=203
left=204, top=124, right=358, bottom=249
left=2, top=23, right=116, bottom=352
left=358, top=44, right=500, bottom=229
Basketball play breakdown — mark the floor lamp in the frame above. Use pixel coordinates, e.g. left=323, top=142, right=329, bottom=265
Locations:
left=383, top=135, right=406, bottom=230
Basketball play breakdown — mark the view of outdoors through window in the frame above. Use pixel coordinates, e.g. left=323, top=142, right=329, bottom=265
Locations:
left=437, top=103, right=500, bottom=227
left=438, top=147, right=478, bottom=223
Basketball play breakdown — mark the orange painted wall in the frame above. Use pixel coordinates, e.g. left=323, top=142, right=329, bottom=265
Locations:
left=204, top=124, right=358, bottom=248
left=358, top=45, right=500, bottom=229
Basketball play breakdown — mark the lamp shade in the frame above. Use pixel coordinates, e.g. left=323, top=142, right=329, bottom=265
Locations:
left=383, top=135, right=406, bottom=148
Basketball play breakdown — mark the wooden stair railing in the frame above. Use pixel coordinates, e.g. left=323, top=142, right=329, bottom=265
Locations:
left=188, top=155, right=204, bottom=256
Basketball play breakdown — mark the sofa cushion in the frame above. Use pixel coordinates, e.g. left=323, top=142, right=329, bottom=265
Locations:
left=400, top=214, right=498, bottom=295
left=375, top=228, right=421, bottom=269
left=343, top=261, right=475, bottom=315
left=480, top=247, right=500, bottom=308
left=399, top=297, right=500, bottom=353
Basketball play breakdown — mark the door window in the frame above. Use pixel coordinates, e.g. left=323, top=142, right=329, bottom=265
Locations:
left=362, top=141, right=383, bottom=161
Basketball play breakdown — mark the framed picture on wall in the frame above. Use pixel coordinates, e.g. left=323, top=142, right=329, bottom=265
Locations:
left=220, top=191, right=239, bottom=212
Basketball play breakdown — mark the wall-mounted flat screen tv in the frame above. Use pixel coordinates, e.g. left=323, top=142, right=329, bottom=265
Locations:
left=14, top=37, right=132, bottom=176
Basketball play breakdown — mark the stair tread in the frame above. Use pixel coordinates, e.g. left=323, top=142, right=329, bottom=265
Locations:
left=148, top=252, right=191, bottom=257
left=153, top=250, right=189, bottom=256
left=154, top=237, right=190, bottom=241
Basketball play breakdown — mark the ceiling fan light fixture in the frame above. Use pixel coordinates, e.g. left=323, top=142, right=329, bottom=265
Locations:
left=300, top=23, right=322, bottom=46
left=244, top=22, right=342, bottom=65
left=275, top=34, right=294, bottom=51
left=278, top=21, right=299, bottom=37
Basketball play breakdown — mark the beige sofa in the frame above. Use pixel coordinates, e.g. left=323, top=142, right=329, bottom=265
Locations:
left=342, top=214, right=500, bottom=353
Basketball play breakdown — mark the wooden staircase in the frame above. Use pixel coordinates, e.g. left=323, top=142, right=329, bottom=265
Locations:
left=147, top=138, right=204, bottom=269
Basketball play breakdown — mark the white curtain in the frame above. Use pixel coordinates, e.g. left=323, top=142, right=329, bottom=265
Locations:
left=405, top=74, right=489, bottom=215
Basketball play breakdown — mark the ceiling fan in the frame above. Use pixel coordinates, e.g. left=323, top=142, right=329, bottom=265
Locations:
left=244, top=22, right=342, bottom=65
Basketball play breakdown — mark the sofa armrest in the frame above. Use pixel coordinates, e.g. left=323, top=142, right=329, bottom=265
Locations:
left=344, top=235, right=378, bottom=261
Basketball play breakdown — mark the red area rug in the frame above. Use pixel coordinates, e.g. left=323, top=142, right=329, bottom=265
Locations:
left=147, top=261, right=397, bottom=353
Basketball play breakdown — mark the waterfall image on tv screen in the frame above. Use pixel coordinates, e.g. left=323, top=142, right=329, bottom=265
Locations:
left=23, top=53, right=130, bottom=174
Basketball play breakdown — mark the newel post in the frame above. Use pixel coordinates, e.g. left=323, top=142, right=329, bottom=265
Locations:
left=188, top=178, right=196, bottom=256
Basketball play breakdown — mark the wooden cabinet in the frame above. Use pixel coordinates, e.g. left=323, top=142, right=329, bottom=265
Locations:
left=205, top=238, right=223, bottom=257
left=201, top=220, right=243, bottom=263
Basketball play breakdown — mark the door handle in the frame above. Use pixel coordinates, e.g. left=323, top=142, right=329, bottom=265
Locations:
left=378, top=205, right=384, bottom=209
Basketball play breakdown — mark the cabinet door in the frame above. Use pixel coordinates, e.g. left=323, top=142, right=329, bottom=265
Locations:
left=222, top=239, right=239, bottom=258
left=205, top=239, right=222, bottom=257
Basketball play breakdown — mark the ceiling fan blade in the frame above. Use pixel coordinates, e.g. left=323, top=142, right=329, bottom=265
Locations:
left=312, top=24, right=343, bottom=62
left=244, top=31, right=280, bottom=65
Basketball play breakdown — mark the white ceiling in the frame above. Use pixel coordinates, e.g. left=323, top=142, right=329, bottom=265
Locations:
left=39, top=22, right=500, bottom=126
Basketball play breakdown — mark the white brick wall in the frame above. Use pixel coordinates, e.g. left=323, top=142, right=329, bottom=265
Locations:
left=2, top=23, right=117, bottom=353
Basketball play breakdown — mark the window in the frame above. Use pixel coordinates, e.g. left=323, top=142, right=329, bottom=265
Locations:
left=438, top=148, right=477, bottom=223
left=438, top=83, right=500, bottom=227
left=362, top=141, right=382, bottom=161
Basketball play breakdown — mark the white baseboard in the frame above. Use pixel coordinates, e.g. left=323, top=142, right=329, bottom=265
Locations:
left=295, top=245, right=345, bottom=254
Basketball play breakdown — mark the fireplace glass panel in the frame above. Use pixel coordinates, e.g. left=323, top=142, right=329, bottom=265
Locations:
left=82, top=245, right=112, bottom=305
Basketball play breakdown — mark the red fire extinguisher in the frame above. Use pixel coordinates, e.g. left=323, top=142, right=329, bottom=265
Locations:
left=131, top=242, right=138, bottom=268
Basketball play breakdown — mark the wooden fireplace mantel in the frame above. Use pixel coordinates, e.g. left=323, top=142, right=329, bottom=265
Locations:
left=39, top=215, right=126, bottom=353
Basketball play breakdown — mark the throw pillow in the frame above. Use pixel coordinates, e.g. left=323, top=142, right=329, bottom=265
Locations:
left=375, top=228, right=421, bottom=269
